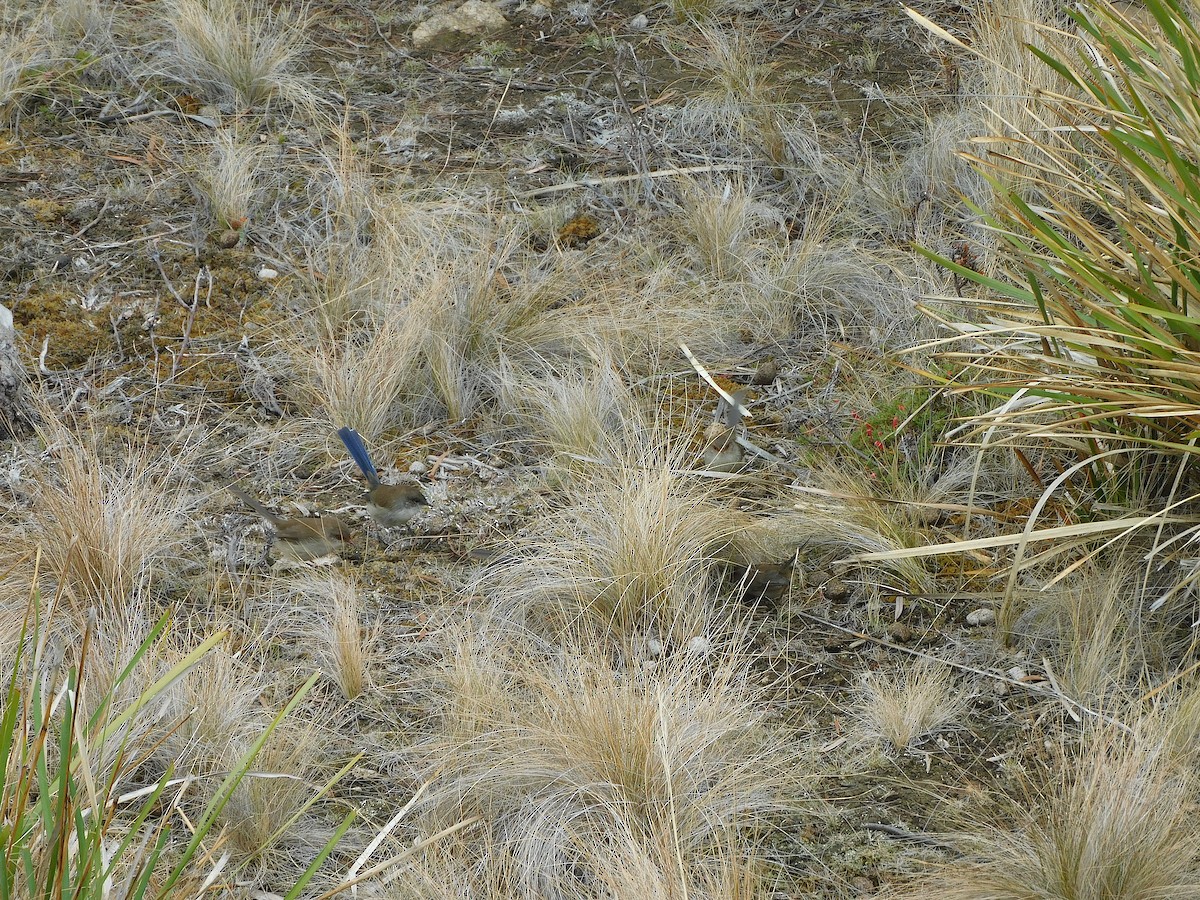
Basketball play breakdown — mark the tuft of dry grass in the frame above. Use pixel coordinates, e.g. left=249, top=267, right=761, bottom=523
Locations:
left=310, top=571, right=372, bottom=701
left=900, top=724, right=1200, bottom=899
left=46, top=0, right=113, bottom=51
left=482, top=426, right=757, bottom=642
left=158, top=644, right=269, bottom=771
left=677, top=176, right=761, bottom=281
left=497, top=350, right=637, bottom=464
left=854, top=659, right=967, bottom=752
left=416, top=620, right=812, bottom=896
left=0, top=8, right=52, bottom=121
left=1007, top=560, right=1143, bottom=710
left=190, top=127, right=269, bottom=231
left=26, top=411, right=198, bottom=609
left=295, top=304, right=425, bottom=440
left=156, top=0, right=320, bottom=112
left=220, top=723, right=326, bottom=862
left=687, top=25, right=788, bottom=167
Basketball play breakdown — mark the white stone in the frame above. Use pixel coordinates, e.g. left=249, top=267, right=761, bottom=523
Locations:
left=412, top=1, right=508, bottom=50
left=628, top=13, right=648, bottom=30
left=966, top=607, right=996, bottom=627
left=257, top=266, right=279, bottom=280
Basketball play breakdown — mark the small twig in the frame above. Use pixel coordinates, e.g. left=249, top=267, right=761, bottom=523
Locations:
left=679, top=343, right=752, bottom=419
left=173, top=267, right=211, bottom=380
left=426, top=448, right=453, bottom=481
left=149, top=243, right=189, bottom=309
left=79, top=227, right=181, bottom=252
left=794, top=610, right=1133, bottom=733
left=66, top=197, right=110, bottom=243
left=863, top=822, right=958, bottom=854
left=512, top=164, right=740, bottom=199
left=768, top=0, right=828, bottom=52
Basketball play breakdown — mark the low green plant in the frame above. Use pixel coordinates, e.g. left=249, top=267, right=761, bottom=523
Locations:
left=847, top=381, right=956, bottom=488
left=930, top=0, right=1200, bottom=470
left=0, top=591, right=353, bottom=899
left=912, top=0, right=1200, bottom=611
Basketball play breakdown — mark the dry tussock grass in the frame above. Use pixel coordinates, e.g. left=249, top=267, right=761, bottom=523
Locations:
left=25, top=411, right=198, bottom=610
left=414, top=618, right=812, bottom=897
left=853, top=658, right=968, bottom=752
left=190, top=127, right=269, bottom=231
left=481, top=425, right=759, bottom=641
left=156, top=0, right=320, bottom=113
left=901, top=723, right=1200, bottom=899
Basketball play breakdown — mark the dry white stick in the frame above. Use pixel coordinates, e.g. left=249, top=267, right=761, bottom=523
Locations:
left=678, top=343, right=752, bottom=419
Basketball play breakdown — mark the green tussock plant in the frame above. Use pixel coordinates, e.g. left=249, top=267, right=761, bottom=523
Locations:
left=912, top=0, right=1200, bottom=616
left=928, top=0, right=1200, bottom=465
left=0, top=589, right=351, bottom=900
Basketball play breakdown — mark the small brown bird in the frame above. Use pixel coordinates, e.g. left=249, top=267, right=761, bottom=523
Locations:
left=337, top=427, right=430, bottom=528
left=751, top=356, right=779, bottom=386
left=227, top=485, right=353, bottom=561
left=701, top=390, right=748, bottom=473
left=735, top=561, right=793, bottom=604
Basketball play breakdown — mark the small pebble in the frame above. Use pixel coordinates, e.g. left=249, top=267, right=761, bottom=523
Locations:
left=887, top=622, right=913, bottom=643
left=257, top=266, right=279, bottom=280
left=647, top=638, right=664, bottom=657
left=966, top=607, right=996, bottom=627
left=1006, top=666, right=1027, bottom=682
left=408, top=460, right=428, bottom=475
left=627, top=12, right=649, bottom=30
left=217, top=229, right=240, bottom=249
left=687, top=636, right=710, bottom=657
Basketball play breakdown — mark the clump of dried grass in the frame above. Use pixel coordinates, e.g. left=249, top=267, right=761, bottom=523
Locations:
left=901, top=723, right=1200, bottom=899
left=155, top=0, right=320, bottom=112
left=413, top=619, right=812, bottom=897
left=853, top=658, right=968, bottom=752
left=190, top=127, right=269, bottom=231
left=481, top=424, right=758, bottom=642
left=26, top=411, right=197, bottom=609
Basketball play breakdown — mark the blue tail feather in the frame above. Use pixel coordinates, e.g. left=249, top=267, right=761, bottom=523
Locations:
left=337, top=427, right=380, bottom=486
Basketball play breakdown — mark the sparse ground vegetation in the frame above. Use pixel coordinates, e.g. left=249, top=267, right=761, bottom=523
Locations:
left=4, top=0, right=1200, bottom=896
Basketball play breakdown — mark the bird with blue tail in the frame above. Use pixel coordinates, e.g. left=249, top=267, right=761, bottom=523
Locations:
left=336, top=427, right=430, bottom=528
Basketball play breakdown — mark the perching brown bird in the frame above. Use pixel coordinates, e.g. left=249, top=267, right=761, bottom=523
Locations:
left=701, top=389, right=748, bottom=473
left=336, top=427, right=430, bottom=528
left=227, top=485, right=353, bottom=561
